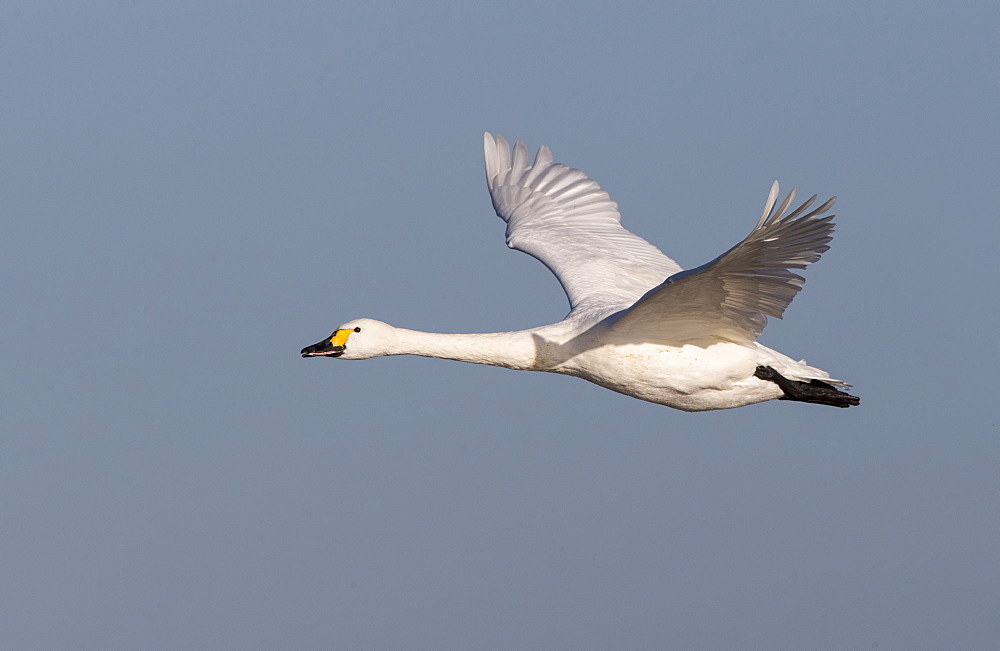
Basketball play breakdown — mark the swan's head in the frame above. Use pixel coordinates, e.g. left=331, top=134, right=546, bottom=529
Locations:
left=300, top=318, right=396, bottom=360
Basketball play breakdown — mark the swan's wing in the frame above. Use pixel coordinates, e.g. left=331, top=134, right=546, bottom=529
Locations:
left=611, top=182, right=837, bottom=345
left=484, top=133, right=682, bottom=312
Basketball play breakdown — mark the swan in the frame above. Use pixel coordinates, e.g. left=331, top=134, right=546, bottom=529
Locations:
left=301, top=133, right=859, bottom=411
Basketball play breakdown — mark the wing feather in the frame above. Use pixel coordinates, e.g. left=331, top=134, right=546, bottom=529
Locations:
left=611, top=182, right=837, bottom=344
left=484, top=133, right=682, bottom=312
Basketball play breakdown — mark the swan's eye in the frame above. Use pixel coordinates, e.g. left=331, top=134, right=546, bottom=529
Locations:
left=354, top=327, right=362, bottom=333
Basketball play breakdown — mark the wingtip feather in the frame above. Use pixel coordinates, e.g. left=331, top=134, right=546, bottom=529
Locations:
left=534, top=145, right=553, bottom=168
left=756, top=181, right=780, bottom=229
left=484, top=132, right=498, bottom=183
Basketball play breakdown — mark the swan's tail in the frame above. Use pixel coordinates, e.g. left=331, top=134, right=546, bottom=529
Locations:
left=754, top=365, right=860, bottom=408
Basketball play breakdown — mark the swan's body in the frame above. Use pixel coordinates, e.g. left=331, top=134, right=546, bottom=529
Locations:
left=302, top=134, right=859, bottom=411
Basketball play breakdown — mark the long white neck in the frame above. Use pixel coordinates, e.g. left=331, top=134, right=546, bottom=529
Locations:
left=389, top=326, right=542, bottom=371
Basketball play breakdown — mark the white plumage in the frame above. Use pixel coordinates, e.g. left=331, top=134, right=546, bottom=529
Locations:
left=301, top=134, right=859, bottom=411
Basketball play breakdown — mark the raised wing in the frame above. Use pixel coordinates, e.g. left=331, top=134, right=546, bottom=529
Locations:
left=484, top=133, right=681, bottom=313
left=611, top=182, right=837, bottom=345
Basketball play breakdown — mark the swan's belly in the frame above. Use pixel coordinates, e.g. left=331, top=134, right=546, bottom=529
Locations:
left=556, top=342, right=782, bottom=411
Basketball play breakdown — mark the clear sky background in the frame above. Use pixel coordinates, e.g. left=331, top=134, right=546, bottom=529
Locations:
left=2, top=2, right=998, bottom=648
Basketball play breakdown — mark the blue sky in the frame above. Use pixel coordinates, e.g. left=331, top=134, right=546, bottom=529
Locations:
left=2, top=2, right=998, bottom=648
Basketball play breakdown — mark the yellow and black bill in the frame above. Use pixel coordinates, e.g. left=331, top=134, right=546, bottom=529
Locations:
left=300, top=329, right=352, bottom=358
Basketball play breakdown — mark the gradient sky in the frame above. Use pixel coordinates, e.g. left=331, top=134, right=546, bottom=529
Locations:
left=3, top=2, right=998, bottom=648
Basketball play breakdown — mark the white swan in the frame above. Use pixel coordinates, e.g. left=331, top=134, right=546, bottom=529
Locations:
left=302, top=134, right=859, bottom=411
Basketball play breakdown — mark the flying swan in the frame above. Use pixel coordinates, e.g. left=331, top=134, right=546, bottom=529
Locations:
left=302, top=134, right=860, bottom=411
